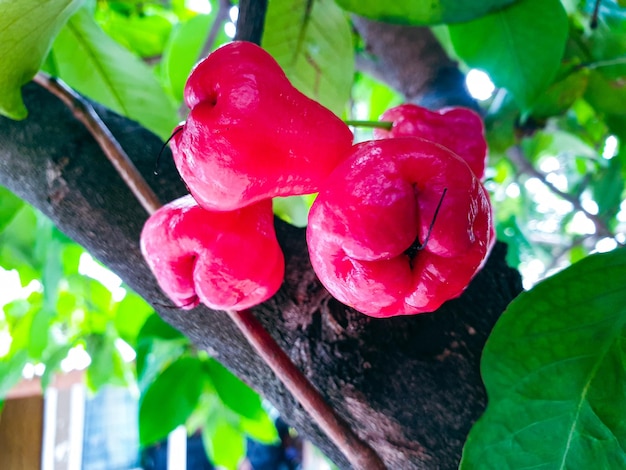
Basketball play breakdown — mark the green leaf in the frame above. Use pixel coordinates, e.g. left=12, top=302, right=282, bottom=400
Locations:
left=272, top=196, right=311, bottom=227
left=137, top=312, right=185, bottom=342
left=263, top=0, right=354, bottom=116
left=240, top=412, right=280, bottom=445
left=113, top=292, right=154, bottom=347
left=203, top=413, right=246, bottom=470
left=96, top=6, right=173, bottom=58
left=41, top=344, right=73, bottom=390
left=591, top=156, right=624, bottom=220
left=0, top=187, right=24, bottom=233
left=139, top=356, right=206, bottom=446
left=85, top=332, right=128, bottom=390
left=28, top=309, right=55, bottom=359
left=529, top=67, right=590, bottom=119
left=0, top=0, right=83, bottom=119
left=585, top=70, right=626, bottom=115
left=449, top=0, right=568, bottom=111
left=460, top=248, right=626, bottom=469
left=0, top=350, right=28, bottom=399
left=205, top=359, right=264, bottom=420
left=162, top=12, right=229, bottom=104
left=334, top=0, right=518, bottom=25
left=49, top=7, right=178, bottom=140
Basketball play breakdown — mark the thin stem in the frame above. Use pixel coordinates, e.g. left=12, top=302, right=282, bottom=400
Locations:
left=227, top=308, right=387, bottom=470
left=344, top=119, right=393, bottom=130
left=199, top=0, right=232, bottom=62
left=584, top=56, right=626, bottom=70
left=507, top=145, right=613, bottom=239
left=33, top=72, right=162, bottom=215
left=590, top=0, right=602, bottom=29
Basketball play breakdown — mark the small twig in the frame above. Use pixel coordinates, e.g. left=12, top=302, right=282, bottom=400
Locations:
left=33, top=72, right=162, bottom=215
left=198, top=0, right=232, bottom=62
left=507, top=145, right=613, bottom=239
left=582, top=56, right=626, bottom=70
left=228, top=309, right=387, bottom=470
left=590, top=0, right=602, bottom=29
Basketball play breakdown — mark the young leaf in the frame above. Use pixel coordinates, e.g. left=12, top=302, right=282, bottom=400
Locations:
left=0, top=187, right=24, bottom=233
left=460, top=248, right=626, bottom=469
left=205, top=359, right=264, bottom=420
left=0, top=0, right=83, bottom=119
left=49, top=7, right=178, bottom=140
left=449, top=0, right=568, bottom=111
left=334, top=0, right=518, bottom=25
left=139, top=356, right=206, bottom=446
left=262, top=0, right=354, bottom=116
left=203, top=413, right=246, bottom=470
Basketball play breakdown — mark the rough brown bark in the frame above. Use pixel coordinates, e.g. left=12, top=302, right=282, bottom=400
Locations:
left=0, top=21, right=522, bottom=470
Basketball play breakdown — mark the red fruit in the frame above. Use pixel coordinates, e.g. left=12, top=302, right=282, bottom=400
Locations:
left=171, top=41, right=354, bottom=211
left=373, top=104, right=487, bottom=179
left=306, top=138, right=494, bottom=318
left=140, top=195, right=284, bottom=311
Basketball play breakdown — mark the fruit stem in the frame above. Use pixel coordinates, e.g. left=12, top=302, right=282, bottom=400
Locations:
left=405, top=187, right=448, bottom=263
left=228, top=308, right=387, bottom=470
left=344, top=120, right=393, bottom=130
left=33, top=72, right=162, bottom=215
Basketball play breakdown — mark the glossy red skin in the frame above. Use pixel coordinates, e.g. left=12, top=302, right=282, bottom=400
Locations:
left=140, top=195, right=284, bottom=311
left=373, top=104, right=487, bottom=179
left=171, top=41, right=354, bottom=211
left=306, top=138, right=494, bottom=318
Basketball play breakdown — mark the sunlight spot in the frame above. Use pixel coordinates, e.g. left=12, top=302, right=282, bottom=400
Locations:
left=185, top=0, right=212, bottom=14
left=569, top=211, right=596, bottom=235
left=520, top=258, right=545, bottom=289
left=229, top=5, right=239, bottom=22
left=0, top=330, right=11, bottom=357
left=224, top=22, right=236, bottom=38
left=78, top=253, right=126, bottom=301
left=505, top=182, right=520, bottom=198
left=602, top=135, right=618, bottom=159
left=61, top=345, right=91, bottom=372
left=465, top=69, right=495, bottom=101
left=581, top=198, right=599, bottom=215
left=539, top=155, right=560, bottom=173
left=545, top=172, right=568, bottom=192
left=595, top=237, right=618, bottom=253
left=115, top=338, right=137, bottom=363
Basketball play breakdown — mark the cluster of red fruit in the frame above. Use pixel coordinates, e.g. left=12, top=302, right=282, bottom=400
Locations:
left=140, top=41, right=495, bottom=318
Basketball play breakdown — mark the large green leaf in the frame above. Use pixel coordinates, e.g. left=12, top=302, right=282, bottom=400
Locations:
left=205, top=359, right=265, bottom=420
left=262, top=0, right=354, bottom=116
left=113, top=292, right=154, bottom=347
left=203, top=413, right=246, bottom=470
left=0, top=0, right=83, bottom=119
left=460, top=248, right=626, bottom=469
left=49, top=7, right=178, bottom=139
left=334, top=0, right=518, bottom=25
left=139, top=355, right=205, bottom=446
left=449, top=0, right=568, bottom=111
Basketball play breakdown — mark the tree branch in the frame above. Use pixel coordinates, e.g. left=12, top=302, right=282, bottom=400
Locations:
left=0, top=84, right=522, bottom=469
